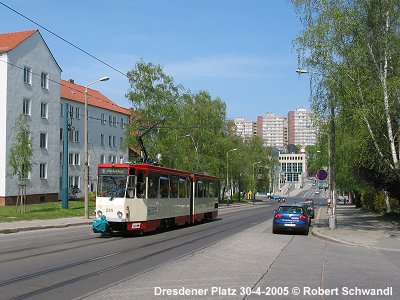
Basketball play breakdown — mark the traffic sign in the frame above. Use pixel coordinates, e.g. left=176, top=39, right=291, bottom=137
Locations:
left=316, top=169, right=328, bottom=181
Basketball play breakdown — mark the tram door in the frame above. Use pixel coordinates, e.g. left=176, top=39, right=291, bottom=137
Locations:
left=190, top=179, right=195, bottom=223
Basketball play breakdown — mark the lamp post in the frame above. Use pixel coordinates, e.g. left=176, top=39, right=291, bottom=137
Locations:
left=296, top=68, right=336, bottom=229
left=184, top=134, right=199, bottom=170
left=84, top=77, right=109, bottom=219
left=252, top=161, right=261, bottom=204
left=226, top=148, right=237, bottom=205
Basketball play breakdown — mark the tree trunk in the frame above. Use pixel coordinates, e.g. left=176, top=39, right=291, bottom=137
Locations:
left=384, top=190, right=392, bottom=213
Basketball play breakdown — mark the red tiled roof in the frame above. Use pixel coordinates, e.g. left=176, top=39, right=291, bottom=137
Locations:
left=0, top=29, right=37, bottom=52
left=60, top=79, right=131, bottom=116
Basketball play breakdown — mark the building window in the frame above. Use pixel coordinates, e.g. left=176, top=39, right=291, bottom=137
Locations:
left=69, top=153, right=74, bottom=165
left=108, top=135, right=112, bottom=146
left=120, top=137, right=123, bottom=147
left=24, top=66, right=32, bottom=84
left=60, top=104, right=64, bottom=117
left=69, top=176, right=80, bottom=188
left=74, top=130, right=80, bottom=143
left=74, top=153, right=80, bottom=165
left=41, top=102, right=48, bottom=119
left=60, top=128, right=63, bottom=141
left=75, top=107, right=80, bottom=119
left=39, top=163, right=47, bottom=179
left=40, top=133, right=47, bottom=149
left=113, top=116, right=117, bottom=127
left=100, top=134, right=105, bottom=146
left=109, top=115, right=112, bottom=126
left=112, top=136, right=116, bottom=147
left=100, top=155, right=105, bottom=164
left=101, top=113, right=106, bottom=125
left=23, top=98, right=31, bottom=116
left=41, top=72, right=49, bottom=89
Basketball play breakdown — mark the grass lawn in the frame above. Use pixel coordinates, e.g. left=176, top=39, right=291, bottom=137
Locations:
left=0, top=200, right=96, bottom=222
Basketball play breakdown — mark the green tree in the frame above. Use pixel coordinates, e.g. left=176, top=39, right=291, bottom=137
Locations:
left=8, top=114, right=34, bottom=181
left=292, top=0, right=400, bottom=201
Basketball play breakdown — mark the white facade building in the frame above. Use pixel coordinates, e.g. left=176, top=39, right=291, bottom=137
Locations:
left=288, top=108, right=317, bottom=146
left=60, top=79, right=130, bottom=197
left=0, top=30, right=61, bottom=205
left=260, top=112, right=288, bottom=147
left=233, top=117, right=257, bottom=140
left=0, top=30, right=130, bottom=205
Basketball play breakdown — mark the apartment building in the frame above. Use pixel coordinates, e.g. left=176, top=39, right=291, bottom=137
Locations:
left=0, top=30, right=130, bottom=205
left=257, top=112, right=288, bottom=147
left=233, top=117, right=257, bottom=140
left=288, top=108, right=316, bottom=146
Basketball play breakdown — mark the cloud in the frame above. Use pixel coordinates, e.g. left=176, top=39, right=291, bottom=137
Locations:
left=164, top=55, right=292, bottom=80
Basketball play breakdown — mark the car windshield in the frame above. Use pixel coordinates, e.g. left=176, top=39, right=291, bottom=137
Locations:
left=279, top=206, right=303, bottom=214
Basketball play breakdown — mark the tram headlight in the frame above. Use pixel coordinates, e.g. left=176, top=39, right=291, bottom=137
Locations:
left=117, top=211, right=123, bottom=219
left=97, top=210, right=103, bottom=218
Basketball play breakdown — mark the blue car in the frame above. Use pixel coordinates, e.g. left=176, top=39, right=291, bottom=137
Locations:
left=272, top=204, right=310, bottom=235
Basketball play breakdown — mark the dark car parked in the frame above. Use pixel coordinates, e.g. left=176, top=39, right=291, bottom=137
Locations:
left=299, top=201, right=315, bottom=219
left=272, top=204, right=310, bottom=235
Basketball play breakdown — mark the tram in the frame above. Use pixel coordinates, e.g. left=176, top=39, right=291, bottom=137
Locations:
left=93, top=163, right=219, bottom=234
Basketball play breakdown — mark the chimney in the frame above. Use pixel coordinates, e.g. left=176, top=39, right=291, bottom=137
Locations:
left=69, top=79, right=74, bottom=84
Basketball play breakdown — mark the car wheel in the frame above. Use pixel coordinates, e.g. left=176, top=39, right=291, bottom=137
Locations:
left=303, top=227, right=309, bottom=235
left=272, top=226, right=279, bottom=234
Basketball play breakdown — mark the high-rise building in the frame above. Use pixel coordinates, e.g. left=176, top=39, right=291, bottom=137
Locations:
left=233, top=117, right=257, bottom=140
left=288, top=108, right=316, bottom=146
left=257, top=112, right=288, bottom=147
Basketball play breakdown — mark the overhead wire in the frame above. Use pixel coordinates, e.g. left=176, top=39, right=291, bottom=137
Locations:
left=0, top=1, right=227, bottom=131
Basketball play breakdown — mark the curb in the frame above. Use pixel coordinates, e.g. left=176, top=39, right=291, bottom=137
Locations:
left=0, top=221, right=92, bottom=234
left=311, top=207, right=400, bottom=252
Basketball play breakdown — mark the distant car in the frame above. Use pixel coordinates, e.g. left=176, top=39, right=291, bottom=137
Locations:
left=271, top=195, right=281, bottom=200
left=272, top=204, right=310, bottom=235
left=299, top=201, right=315, bottom=219
left=315, top=190, right=320, bottom=194
left=278, top=197, right=286, bottom=202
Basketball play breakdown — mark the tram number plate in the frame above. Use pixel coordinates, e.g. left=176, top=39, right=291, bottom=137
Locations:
left=131, top=223, right=141, bottom=229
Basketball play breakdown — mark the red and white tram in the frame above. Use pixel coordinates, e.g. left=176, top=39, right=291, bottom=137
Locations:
left=93, top=163, right=219, bottom=234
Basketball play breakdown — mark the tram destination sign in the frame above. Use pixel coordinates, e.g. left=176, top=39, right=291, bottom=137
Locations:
left=99, top=167, right=128, bottom=175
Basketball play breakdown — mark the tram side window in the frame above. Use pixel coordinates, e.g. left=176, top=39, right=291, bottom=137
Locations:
left=160, top=175, right=169, bottom=198
left=148, top=172, right=159, bottom=198
left=126, top=175, right=135, bottom=198
left=170, top=175, right=179, bottom=198
left=209, top=182, right=214, bottom=198
left=179, top=176, right=188, bottom=198
left=136, top=171, right=146, bottom=198
left=196, top=180, right=204, bottom=198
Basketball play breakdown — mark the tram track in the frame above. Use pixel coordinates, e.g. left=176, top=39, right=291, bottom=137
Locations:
left=1, top=206, right=274, bottom=300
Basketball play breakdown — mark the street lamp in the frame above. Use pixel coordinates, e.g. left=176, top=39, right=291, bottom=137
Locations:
left=226, top=148, right=237, bottom=205
left=296, top=68, right=337, bottom=229
left=84, top=76, right=109, bottom=219
left=184, top=134, right=199, bottom=170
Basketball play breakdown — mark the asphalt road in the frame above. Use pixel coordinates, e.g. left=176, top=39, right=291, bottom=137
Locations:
left=1, top=196, right=399, bottom=300
left=0, top=203, right=277, bottom=300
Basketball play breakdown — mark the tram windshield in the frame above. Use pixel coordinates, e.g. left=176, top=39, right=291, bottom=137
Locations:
left=97, top=175, right=127, bottom=198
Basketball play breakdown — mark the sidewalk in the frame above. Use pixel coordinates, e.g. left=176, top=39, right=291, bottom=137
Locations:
left=312, top=204, right=400, bottom=251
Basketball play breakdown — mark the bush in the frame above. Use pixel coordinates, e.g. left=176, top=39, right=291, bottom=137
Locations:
left=361, top=191, right=375, bottom=210
left=374, top=193, right=399, bottom=213
left=89, top=192, right=96, bottom=202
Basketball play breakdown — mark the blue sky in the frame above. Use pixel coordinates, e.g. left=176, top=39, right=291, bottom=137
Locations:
left=0, top=0, right=310, bottom=121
